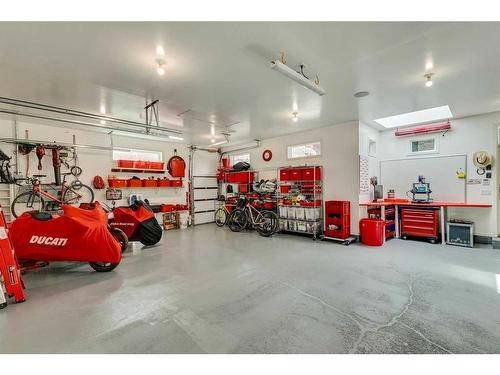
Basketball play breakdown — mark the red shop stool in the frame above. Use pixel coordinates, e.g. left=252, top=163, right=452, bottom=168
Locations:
left=359, top=218, right=385, bottom=246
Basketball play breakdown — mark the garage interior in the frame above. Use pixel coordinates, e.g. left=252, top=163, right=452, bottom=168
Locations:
left=1, top=21, right=500, bottom=355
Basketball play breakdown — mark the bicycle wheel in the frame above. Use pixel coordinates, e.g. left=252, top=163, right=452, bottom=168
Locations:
left=256, top=210, right=278, bottom=237
left=62, top=182, right=94, bottom=205
left=228, top=208, right=248, bottom=232
left=11, top=191, right=45, bottom=218
left=214, top=207, right=228, bottom=227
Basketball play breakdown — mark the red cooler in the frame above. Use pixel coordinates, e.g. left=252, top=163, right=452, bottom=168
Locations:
left=359, top=218, right=385, bottom=246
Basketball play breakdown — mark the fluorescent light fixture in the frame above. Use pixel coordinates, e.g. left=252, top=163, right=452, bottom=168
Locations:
left=168, top=135, right=184, bottom=141
left=156, top=46, right=165, bottom=56
left=270, top=60, right=326, bottom=96
left=212, top=140, right=228, bottom=146
left=374, top=105, right=453, bottom=129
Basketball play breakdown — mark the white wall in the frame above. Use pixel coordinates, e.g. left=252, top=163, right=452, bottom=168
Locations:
left=0, top=117, right=197, bottom=208
left=359, top=121, right=380, bottom=202
left=224, top=121, right=361, bottom=234
left=377, top=112, right=500, bottom=237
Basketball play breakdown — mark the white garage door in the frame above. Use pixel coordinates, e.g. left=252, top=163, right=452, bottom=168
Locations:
left=192, top=151, right=219, bottom=225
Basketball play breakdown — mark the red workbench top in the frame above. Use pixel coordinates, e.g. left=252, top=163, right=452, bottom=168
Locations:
left=359, top=201, right=492, bottom=208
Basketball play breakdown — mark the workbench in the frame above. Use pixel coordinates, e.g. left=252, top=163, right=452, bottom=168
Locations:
left=359, top=201, right=492, bottom=244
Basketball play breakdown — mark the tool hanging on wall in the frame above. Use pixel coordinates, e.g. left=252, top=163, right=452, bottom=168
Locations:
left=52, top=148, right=62, bottom=185
left=35, top=145, right=45, bottom=171
left=18, top=144, right=34, bottom=177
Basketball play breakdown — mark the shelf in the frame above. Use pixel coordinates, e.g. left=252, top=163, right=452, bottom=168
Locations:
left=279, top=217, right=322, bottom=222
left=111, top=168, right=166, bottom=174
left=110, top=186, right=182, bottom=189
left=279, top=181, right=322, bottom=185
left=280, top=229, right=321, bottom=236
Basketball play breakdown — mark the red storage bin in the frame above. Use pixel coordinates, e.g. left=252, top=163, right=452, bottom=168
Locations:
left=118, top=160, right=135, bottom=168
left=142, top=179, right=157, bottom=187
left=239, top=184, right=248, bottom=193
left=359, top=219, right=385, bottom=246
left=226, top=173, right=237, bottom=183
left=290, top=169, right=303, bottom=181
left=171, top=179, right=182, bottom=187
left=150, top=161, right=164, bottom=170
left=263, top=201, right=276, bottom=210
left=303, top=167, right=321, bottom=181
left=160, top=204, right=175, bottom=212
left=158, top=179, right=171, bottom=187
left=222, top=157, right=230, bottom=169
left=280, top=185, right=290, bottom=194
left=234, top=171, right=255, bottom=183
left=134, top=160, right=150, bottom=169
left=108, top=178, right=127, bottom=188
left=280, top=169, right=290, bottom=181
left=127, top=179, right=142, bottom=187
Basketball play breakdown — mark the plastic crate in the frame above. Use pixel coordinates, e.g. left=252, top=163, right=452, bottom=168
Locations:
left=158, top=179, right=171, bottom=187
left=127, top=179, right=142, bottom=187
left=117, top=160, right=135, bottom=168
left=171, top=179, right=182, bottom=187
left=150, top=161, right=165, bottom=170
left=279, top=169, right=290, bottom=181
left=142, top=179, right=157, bottom=187
left=108, top=179, right=127, bottom=188
left=134, top=160, right=150, bottom=169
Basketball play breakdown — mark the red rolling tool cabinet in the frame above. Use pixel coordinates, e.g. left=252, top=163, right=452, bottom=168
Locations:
left=324, top=200, right=350, bottom=239
left=0, top=207, right=26, bottom=306
left=400, top=207, right=439, bottom=243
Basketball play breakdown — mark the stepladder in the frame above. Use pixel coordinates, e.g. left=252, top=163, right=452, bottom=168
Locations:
left=0, top=206, right=26, bottom=307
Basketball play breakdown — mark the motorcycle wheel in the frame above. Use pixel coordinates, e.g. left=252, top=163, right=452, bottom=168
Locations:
left=88, top=262, right=119, bottom=272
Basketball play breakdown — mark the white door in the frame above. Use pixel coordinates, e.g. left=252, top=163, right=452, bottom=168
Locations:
left=192, top=151, right=219, bottom=225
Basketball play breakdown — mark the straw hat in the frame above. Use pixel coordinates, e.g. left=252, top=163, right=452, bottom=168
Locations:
left=472, top=151, right=492, bottom=168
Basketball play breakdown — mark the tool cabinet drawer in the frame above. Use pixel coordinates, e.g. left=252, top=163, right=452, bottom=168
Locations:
left=401, top=208, right=439, bottom=238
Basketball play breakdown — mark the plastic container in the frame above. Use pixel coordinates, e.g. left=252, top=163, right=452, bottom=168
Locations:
left=280, top=185, right=290, bottom=194
left=158, top=179, right=171, bottom=187
left=290, top=169, right=303, bottom=181
left=150, top=161, right=164, bottom=170
left=118, top=160, right=135, bottom=168
left=108, top=178, right=127, bottom=188
left=160, top=204, right=175, bottom=212
left=222, top=157, right=230, bottom=169
left=302, top=167, right=321, bottom=181
left=171, top=179, right=182, bottom=188
left=127, top=179, right=142, bottom=187
left=280, top=169, right=290, bottom=181
left=263, top=201, right=276, bottom=210
left=142, top=179, right=157, bottom=187
left=359, top=218, right=385, bottom=246
left=278, top=206, right=288, bottom=218
left=134, top=160, right=150, bottom=169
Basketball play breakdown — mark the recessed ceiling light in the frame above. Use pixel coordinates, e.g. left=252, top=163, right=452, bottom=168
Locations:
left=292, top=112, right=299, bottom=122
left=424, top=73, right=434, bottom=87
left=157, top=65, right=165, bottom=76
left=425, top=61, right=434, bottom=71
left=211, top=139, right=215, bottom=143
left=156, top=46, right=165, bottom=56
left=374, top=105, right=453, bottom=129
left=354, top=91, right=369, bottom=98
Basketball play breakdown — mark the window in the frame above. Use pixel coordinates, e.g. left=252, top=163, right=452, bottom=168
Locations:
left=112, top=148, right=162, bottom=162
left=230, top=153, right=250, bottom=165
left=409, top=137, right=438, bottom=154
left=287, top=141, right=321, bottom=159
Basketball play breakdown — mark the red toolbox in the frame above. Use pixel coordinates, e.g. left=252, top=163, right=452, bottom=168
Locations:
left=324, top=200, right=350, bottom=239
left=160, top=204, right=175, bottom=212
left=359, top=218, right=385, bottom=246
left=302, top=167, right=321, bottom=181
left=108, top=178, right=127, bottom=188
left=400, top=208, right=439, bottom=241
left=279, top=169, right=290, bottom=181
left=127, top=179, right=142, bottom=187
left=171, top=179, right=183, bottom=188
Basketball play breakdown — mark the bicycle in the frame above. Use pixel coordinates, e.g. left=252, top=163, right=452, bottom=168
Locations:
left=11, top=168, right=94, bottom=218
left=214, top=201, right=232, bottom=227
left=227, top=196, right=278, bottom=237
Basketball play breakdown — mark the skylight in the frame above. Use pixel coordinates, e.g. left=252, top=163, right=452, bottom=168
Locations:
left=374, top=105, right=453, bottom=129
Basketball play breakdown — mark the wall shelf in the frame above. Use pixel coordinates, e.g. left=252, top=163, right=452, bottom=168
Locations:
left=111, top=168, right=166, bottom=174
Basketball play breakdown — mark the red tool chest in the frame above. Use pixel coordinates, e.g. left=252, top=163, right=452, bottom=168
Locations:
left=324, top=200, right=350, bottom=239
left=400, top=208, right=439, bottom=241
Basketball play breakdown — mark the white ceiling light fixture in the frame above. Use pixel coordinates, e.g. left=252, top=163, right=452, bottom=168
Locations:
left=424, top=73, right=434, bottom=87
left=157, top=60, right=165, bottom=76
left=374, top=105, right=453, bottom=129
left=156, top=45, right=165, bottom=56
left=270, top=53, right=326, bottom=96
left=292, top=112, right=299, bottom=122
left=168, top=135, right=184, bottom=141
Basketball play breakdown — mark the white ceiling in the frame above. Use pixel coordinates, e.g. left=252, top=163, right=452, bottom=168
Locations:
left=0, top=22, right=500, bottom=144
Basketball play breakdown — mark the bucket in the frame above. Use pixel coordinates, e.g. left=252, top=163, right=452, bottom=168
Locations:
left=179, top=211, right=189, bottom=229
left=222, top=157, right=230, bottom=169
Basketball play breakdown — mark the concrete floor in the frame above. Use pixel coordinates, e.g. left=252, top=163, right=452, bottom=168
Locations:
left=1, top=224, right=500, bottom=354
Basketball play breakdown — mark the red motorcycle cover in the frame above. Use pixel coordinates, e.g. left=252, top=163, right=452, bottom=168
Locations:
left=111, top=203, right=155, bottom=238
left=64, top=202, right=108, bottom=225
left=9, top=211, right=121, bottom=264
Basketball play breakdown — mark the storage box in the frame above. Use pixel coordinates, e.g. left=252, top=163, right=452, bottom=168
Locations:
left=160, top=204, right=175, bottom=212
left=239, top=184, right=248, bottom=193
left=305, top=207, right=321, bottom=221
left=287, top=206, right=296, bottom=219
left=127, top=179, right=142, bottom=187
left=234, top=171, right=255, bottom=183
left=142, top=179, right=157, bottom=187
left=108, top=178, right=127, bottom=188
left=263, top=201, right=276, bottom=210
left=290, top=169, right=302, bottom=181
left=117, top=160, right=135, bottom=168
left=359, top=219, right=385, bottom=246
left=150, top=161, right=165, bottom=170
left=279, top=206, right=288, bottom=218
left=171, top=179, right=183, bottom=188
left=295, top=207, right=305, bottom=220
left=158, top=179, right=171, bottom=187
left=280, top=185, right=290, bottom=194
left=280, top=169, right=290, bottom=181
left=302, top=167, right=321, bottom=181
left=297, top=221, right=307, bottom=232
left=134, top=160, right=150, bottom=169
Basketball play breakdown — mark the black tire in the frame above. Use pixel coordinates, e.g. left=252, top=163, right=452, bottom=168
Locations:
left=138, top=218, right=163, bottom=246
left=11, top=191, right=45, bottom=218
left=214, top=207, right=228, bottom=227
left=256, top=210, right=278, bottom=237
left=228, top=209, right=248, bottom=232
left=88, top=262, right=119, bottom=272
left=110, top=227, right=129, bottom=253
left=62, top=182, right=94, bottom=205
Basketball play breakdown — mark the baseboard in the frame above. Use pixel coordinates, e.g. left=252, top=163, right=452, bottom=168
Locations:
left=475, top=235, right=492, bottom=245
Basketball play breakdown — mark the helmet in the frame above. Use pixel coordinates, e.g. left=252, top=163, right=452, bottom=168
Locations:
left=93, top=175, right=105, bottom=189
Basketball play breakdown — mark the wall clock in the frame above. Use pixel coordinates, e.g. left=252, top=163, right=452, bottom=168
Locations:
left=262, top=149, right=272, bottom=162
